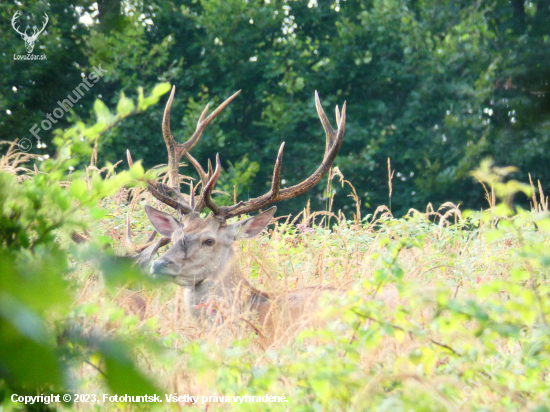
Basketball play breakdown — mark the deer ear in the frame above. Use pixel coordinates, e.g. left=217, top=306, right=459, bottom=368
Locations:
left=144, top=205, right=180, bottom=238
left=231, top=207, right=277, bottom=240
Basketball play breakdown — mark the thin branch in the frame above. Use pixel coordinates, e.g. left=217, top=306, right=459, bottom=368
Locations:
left=352, top=310, right=462, bottom=356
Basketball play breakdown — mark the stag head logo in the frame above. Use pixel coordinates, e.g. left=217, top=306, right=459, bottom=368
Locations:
left=12, top=11, right=49, bottom=54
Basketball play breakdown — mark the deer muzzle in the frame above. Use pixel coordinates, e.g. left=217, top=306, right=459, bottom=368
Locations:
left=151, top=259, right=177, bottom=277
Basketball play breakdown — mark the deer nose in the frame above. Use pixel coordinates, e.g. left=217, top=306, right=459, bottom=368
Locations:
left=152, top=259, right=172, bottom=273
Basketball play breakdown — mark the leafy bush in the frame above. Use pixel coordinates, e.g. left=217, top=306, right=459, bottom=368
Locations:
left=0, top=83, right=171, bottom=405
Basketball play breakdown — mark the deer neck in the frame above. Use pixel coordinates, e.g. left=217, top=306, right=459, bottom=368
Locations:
left=184, top=248, right=249, bottom=316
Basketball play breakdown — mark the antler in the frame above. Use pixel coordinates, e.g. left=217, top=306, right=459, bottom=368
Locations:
left=11, top=11, right=26, bottom=37
left=162, top=86, right=241, bottom=192
left=128, top=86, right=240, bottom=214
left=208, top=91, right=346, bottom=220
left=132, top=87, right=345, bottom=222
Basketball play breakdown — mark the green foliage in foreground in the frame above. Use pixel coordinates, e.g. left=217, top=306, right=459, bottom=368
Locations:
left=0, top=82, right=549, bottom=411
left=178, top=199, right=550, bottom=411
left=0, top=85, right=171, bottom=405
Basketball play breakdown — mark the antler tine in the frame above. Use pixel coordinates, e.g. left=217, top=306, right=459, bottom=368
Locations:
left=315, top=90, right=338, bottom=160
left=271, top=142, right=285, bottom=199
left=214, top=93, right=346, bottom=220
left=280, top=100, right=345, bottom=193
left=196, top=154, right=221, bottom=214
left=177, top=89, right=242, bottom=156
left=183, top=151, right=212, bottom=213
left=185, top=152, right=209, bottom=183
left=145, top=230, right=158, bottom=243
left=205, top=154, right=222, bottom=213
left=11, top=11, right=24, bottom=36
left=127, top=149, right=134, bottom=167
left=147, top=180, right=193, bottom=213
left=191, top=154, right=221, bottom=213
left=162, top=86, right=180, bottom=190
left=38, top=13, right=48, bottom=35
left=207, top=158, right=213, bottom=176
left=190, top=180, right=195, bottom=210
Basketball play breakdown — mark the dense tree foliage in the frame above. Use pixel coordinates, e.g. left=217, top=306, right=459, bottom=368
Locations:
left=2, top=0, right=549, bottom=216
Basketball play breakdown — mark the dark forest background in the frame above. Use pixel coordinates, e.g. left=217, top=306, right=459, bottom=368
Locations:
left=1, top=0, right=549, bottom=217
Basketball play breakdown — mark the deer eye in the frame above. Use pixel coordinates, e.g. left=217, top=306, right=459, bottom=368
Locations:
left=203, top=239, right=215, bottom=246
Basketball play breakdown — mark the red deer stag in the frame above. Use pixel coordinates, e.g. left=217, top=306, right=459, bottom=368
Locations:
left=127, top=87, right=395, bottom=339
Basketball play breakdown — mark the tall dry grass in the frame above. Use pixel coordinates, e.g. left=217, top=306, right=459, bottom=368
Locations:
left=68, top=178, right=521, bottom=404
left=2, top=141, right=546, bottom=411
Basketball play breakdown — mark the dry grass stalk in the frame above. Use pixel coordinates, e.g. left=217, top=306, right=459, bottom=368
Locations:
left=529, top=173, right=548, bottom=212
left=0, top=140, right=40, bottom=181
left=388, top=157, right=395, bottom=211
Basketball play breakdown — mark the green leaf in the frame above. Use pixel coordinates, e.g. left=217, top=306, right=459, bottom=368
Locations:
left=0, top=294, right=62, bottom=388
left=137, top=86, right=145, bottom=110
left=69, top=178, right=88, bottom=201
left=151, top=82, right=171, bottom=97
left=97, top=255, right=149, bottom=291
left=94, top=99, right=114, bottom=125
left=0, top=320, right=62, bottom=388
left=90, top=206, right=109, bottom=220
left=99, top=341, right=161, bottom=397
left=116, top=92, right=135, bottom=117
left=511, top=268, right=530, bottom=281
left=129, top=162, right=145, bottom=179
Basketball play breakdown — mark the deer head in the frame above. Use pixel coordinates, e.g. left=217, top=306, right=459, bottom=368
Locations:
left=12, top=11, right=49, bottom=54
left=128, top=86, right=346, bottom=297
left=143, top=205, right=277, bottom=287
